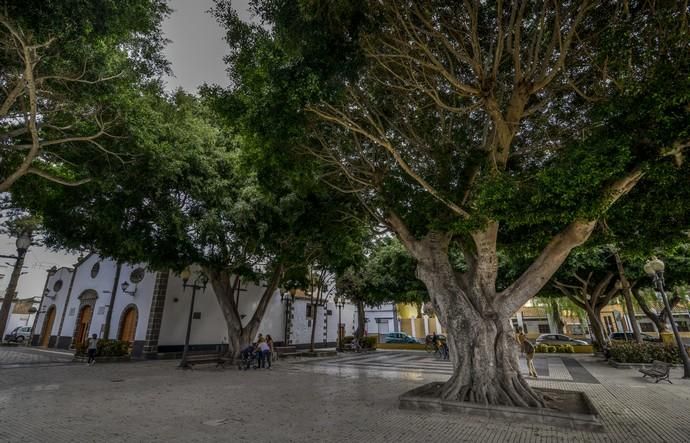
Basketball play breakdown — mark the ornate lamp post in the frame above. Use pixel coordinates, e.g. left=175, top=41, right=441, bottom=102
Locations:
left=0, top=231, right=31, bottom=340
left=644, top=257, right=690, bottom=378
left=334, top=294, right=345, bottom=352
left=178, top=267, right=208, bottom=369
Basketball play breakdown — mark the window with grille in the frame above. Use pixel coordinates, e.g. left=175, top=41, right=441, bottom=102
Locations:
left=677, top=321, right=689, bottom=332
left=306, top=304, right=312, bottom=318
left=538, top=324, right=550, bottom=334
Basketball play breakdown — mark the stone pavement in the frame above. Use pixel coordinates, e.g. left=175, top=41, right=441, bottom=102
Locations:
left=0, top=350, right=689, bottom=442
left=297, top=351, right=599, bottom=383
left=0, top=346, right=74, bottom=369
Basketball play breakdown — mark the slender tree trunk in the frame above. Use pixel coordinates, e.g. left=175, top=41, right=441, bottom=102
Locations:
left=614, top=253, right=642, bottom=343
left=631, top=287, right=671, bottom=333
left=354, top=300, right=366, bottom=338
left=0, top=248, right=27, bottom=339
left=550, top=299, right=564, bottom=334
left=309, top=304, right=318, bottom=352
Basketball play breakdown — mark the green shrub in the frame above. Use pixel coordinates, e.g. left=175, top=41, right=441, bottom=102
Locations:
left=608, top=342, right=685, bottom=364
left=535, top=344, right=549, bottom=353
left=555, top=344, right=575, bottom=353
left=547, top=345, right=557, bottom=353
left=75, top=339, right=130, bottom=357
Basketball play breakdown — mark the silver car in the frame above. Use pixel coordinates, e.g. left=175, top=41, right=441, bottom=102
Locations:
left=535, top=333, right=587, bottom=346
left=4, top=326, right=32, bottom=343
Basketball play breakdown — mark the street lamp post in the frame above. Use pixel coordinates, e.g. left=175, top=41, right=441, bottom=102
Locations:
left=178, top=267, right=208, bottom=369
left=334, top=295, right=345, bottom=352
left=281, top=287, right=296, bottom=346
left=644, top=257, right=690, bottom=379
left=0, top=232, right=31, bottom=341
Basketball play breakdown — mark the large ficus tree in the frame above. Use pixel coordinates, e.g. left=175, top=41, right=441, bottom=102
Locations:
left=0, top=0, right=169, bottom=191
left=219, top=1, right=689, bottom=407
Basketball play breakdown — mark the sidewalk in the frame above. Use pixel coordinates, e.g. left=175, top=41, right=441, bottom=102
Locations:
left=0, top=354, right=688, bottom=442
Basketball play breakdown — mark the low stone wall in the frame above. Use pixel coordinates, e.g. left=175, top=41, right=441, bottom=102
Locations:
left=399, top=382, right=603, bottom=432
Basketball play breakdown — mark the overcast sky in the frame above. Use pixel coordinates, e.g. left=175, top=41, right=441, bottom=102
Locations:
left=0, top=1, right=255, bottom=304
left=162, top=0, right=252, bottom=92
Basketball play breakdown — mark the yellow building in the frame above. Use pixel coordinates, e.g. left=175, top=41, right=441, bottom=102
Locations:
left=395, top=299, right=690, bottom=341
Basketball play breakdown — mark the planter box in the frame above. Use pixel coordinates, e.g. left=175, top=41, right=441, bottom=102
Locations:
left=608, top=360, right=682, bottom=369
left=73, top=355, right=131, bottom=363
left=399, top=382, right=603, bottom=432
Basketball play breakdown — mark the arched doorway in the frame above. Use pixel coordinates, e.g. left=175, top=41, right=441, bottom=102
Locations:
left=40, top=306, right=56, bottom=347
left=75, top=305, right=93, bottom=346
left=118, top=306, right=138, bottom=347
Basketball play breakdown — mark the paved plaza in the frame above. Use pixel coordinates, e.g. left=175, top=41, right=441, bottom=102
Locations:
left=1, top=348, right=689, bottom=442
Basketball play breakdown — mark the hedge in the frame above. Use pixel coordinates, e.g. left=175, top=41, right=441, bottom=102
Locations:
left=608, top=342, right=686, bottom=364
left=75, top=339, right=131, bottom=357
left=534, top=343, right=574, bottom=353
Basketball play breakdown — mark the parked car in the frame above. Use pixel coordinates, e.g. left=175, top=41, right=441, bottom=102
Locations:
left=609, top=332, right=661, bottom=343
left=3, top=326, right=32, bottom=343
left=535, top=333, right=588, bottom=346
left=383, top=332, right=419, bottom=344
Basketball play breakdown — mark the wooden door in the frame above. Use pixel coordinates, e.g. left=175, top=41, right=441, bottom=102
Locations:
left=118, top=308, right=137, bottom=344
left=40, top=307, right=56, bottom=347
left=76, top=305, right=93, bottom=345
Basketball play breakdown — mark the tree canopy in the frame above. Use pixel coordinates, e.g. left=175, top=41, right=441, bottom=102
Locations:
left=217, top=0, right=690, bottom=407
left=0, top=0, right=169, bottom=191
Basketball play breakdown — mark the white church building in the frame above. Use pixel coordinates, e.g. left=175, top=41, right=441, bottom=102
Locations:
left=31, top=254, right=356, bottom=358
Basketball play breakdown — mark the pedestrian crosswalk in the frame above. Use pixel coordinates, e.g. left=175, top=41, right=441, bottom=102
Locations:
left=296, top=351, right=599, bottom=383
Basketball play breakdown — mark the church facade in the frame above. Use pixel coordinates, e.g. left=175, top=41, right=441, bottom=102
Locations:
left=31, top=254, right=356, bottom=358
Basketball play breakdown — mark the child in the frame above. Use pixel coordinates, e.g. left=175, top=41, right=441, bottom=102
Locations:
left=87, top=334, right=98, bottom=366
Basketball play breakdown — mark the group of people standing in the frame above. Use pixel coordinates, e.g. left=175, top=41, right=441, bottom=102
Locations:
left=241, top=334, right=275, bottom=369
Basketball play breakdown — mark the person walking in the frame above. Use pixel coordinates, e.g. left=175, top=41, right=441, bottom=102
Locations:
left=516, top=327, right=537, bottom=377
left=87, top=334, right=98, bottom=366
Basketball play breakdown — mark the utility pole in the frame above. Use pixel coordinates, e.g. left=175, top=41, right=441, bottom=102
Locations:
left=0, top=231, right=32, bottom=339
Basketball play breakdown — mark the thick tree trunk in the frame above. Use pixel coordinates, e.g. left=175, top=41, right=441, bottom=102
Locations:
left=208, top=264, right=283, bottom=358
left=584, top=307, right=607, bottom=347
left=414, top=234, right=545, bottom=408
left=354, top=300, right=366, bottom=338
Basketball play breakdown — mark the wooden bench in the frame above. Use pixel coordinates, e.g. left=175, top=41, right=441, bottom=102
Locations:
left=183, top=353, right=232, bottom=369
left=639, top=360, right=672, bottom=384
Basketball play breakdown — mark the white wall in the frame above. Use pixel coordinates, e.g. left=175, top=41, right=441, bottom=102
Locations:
left=36, top=255, right=156, bottom=342
left=158, top=271, right=285, bottom=347
left=107, top=263, right=156, bottom=341
left=364, top=304, right=396, bottom=335
left=33, top=267, right=73, bottom=337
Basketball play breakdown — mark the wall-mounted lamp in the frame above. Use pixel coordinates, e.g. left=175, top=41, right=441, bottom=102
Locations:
left=121, top=281, right=138, bottom=296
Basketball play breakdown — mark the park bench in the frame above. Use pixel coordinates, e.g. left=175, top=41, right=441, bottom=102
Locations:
left=639, top=360, right=672, bottom=383
left=183, top=353, right=232, bottom=369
